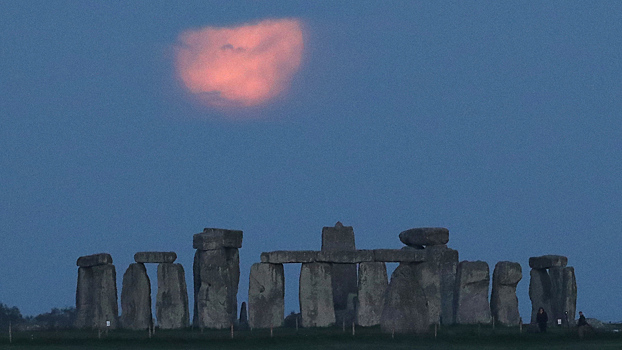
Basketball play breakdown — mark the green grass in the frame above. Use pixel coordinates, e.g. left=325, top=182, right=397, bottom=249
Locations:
left=0, top=325, right=621, bottom=350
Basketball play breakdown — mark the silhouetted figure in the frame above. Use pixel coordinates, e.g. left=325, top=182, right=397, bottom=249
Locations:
left=536, top=307, right=548, bottom=333
left=577, top=311, right=592, bottom=339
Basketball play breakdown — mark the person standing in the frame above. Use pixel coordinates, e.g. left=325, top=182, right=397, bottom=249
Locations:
left=577, top=311, right=591, bottom=338
left=536, top=307, right=548, bottom=333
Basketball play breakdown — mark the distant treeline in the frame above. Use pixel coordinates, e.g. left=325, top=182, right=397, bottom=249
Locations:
left=0, top=302, right=76, bottom=331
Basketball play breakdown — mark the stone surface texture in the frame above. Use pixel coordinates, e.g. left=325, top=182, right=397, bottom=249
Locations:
left=528, top=255, right=568, bottom=269
left=299, top=263, right=335, bottom=328
left=193, top=228, right=243, bottom=250
left=75, top=264, right=118, bottom=329
left=529, top=268, right=552, bottom=324
left=120, top=263, right=151, bottom=330
left=490, top=261, right=522, bottom=326
left=436, top=247, right=459, bottom=325
left=321, top=223, right=357, bottom=311
left=454, top=261, right=491, bottom=324
left=259, top=249, right=426, bottom=263
left=134, top=251, right=177, bottom=264
left=380, top=263, right=429, bottom=334
left=248, top=263, right=285, bottom=329
left=76, top=253, right=113, bottom=268
left=156, top=263, right=189, bottom=329
left=356, top=262, right=388, bottom=327
left=399, top=227, right=449, bottom=247
left=193, top=247, right=240, bottom=329
left=549, top=266, right=577, bottom=325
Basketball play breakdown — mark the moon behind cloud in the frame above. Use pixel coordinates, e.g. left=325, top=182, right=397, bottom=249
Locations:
left=175, top=19, right=305, bottom=111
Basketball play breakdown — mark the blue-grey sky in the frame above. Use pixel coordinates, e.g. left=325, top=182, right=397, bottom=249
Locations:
left=1, top=1, right=621, bottom=322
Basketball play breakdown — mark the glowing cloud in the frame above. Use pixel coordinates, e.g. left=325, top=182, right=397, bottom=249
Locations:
left=175, top=19, right=304, bottom=109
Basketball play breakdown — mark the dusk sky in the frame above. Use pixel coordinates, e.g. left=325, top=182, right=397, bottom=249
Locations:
left=1, top=2, right=621, bottom=322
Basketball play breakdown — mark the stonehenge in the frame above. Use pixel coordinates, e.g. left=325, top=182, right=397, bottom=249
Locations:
left=491, top=261, right=522, bottom=326
left=529, top=254, right=576, bottom=325
left=454, top=260, right=492, bottom=324
left=356, top=262, right=387, bottom=327
left=193, top=228, right=242, bottom=329
left=120, top=251, right=189, bottom=330
left=72, top=224, right=578, bottom=335
left=248, top=262, right=285, bottom=329
left=75, top=253, right=118, bottom=329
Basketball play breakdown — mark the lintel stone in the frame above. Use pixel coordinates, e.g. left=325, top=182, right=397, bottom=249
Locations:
left=193, top=228, right=243, bottom=250
left=528, top=255, right=568, bottom=269
left=77, top=253, right=113, bottom=267
left=134, top=251, right=177, bottom=264
left=260, top=249, right=426, bottom=263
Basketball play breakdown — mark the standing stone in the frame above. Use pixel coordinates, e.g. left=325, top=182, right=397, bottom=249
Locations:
left=413, top=257, right=441, bottom=325
left=549, top=266, right=577, bottom=325
left=321, top=222, right=357, bottom=312
left=399, top=227, right=449, bottom=247
left=548, top=266, right=565, bottom=324
left=75, top=264, right=118, bottom=329
left=438, top=247, right=459, bottom=325
left=194, top=247, right=240, bottom=329
left=248, top=263, right=285, bottom=329
left=454, top=261, right=491, bottom=324
left=562, top=267, right=577, bottom=324
left=299, top=263, right=335, bottom=327
left=120, top=263, right=151, bottom=330
left=380, top=263, right=429, bottom=334
left=490, top=261, right=522, bottom=326
left=529, top=268, right=552, bottom=324
left=356, top=262, right=388, bottom=327
left=156, top=263, right=189, bottom=329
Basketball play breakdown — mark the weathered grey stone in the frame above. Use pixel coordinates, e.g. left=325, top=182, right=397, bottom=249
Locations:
left=260, top=251, right=319, bottom=264
left=490, top=261, right=522, bottom=326
left=120, top=263, right=151, bottom=330
left=316, top=250, right=374, bottom=263
left=156, top=263, right=189, bottom=329
left=562, top=267, right=577, bottom=324
left=415, top=247, right=445, bottom=325
left=194, top=248, right=239, bottom=329
left=321, top=222, right=356, bottom=251
left=75, top=264, right=118, bottom=329
left=134, top=251, right=177, bottom=264
left=549, top=266, right=577, bottom=325
left=399, top=227, right=449, bottom=247
left=248, top=263, right=285, bottom=329
left=454, top=261, right=491, bottom=324
left=380, top=263, right=429, bottom=334
left=529, top=268, right=552, bottom=324
left=528, top=255, right=568, bottom=269
left=299, top=263, right=335, bottom=327
left=193, top=228, right=243, bottom=250
left=76, top=253, right=112, bottom=267
left=436, top=247, right=459, bottom=325
left=356, top=262, right=388, bottom=327
left=322, top=223, right=357, bottom=312
left=373, top=249, right=426, bottom=262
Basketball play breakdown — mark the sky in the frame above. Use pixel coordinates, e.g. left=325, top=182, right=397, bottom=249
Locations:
left=1, top=1, right=621, bottom=322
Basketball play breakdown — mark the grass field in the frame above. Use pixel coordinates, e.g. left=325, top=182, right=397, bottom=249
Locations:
left=1, top=324, right=621, bottom=349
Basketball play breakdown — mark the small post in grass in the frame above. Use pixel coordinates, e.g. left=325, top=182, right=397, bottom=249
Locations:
left=492, top=316, right=495, bottom=330
left=342, top=319, right=345, bottom=332
left=519, top=317, right=523, bottom=334
left=352, top=321, right=355, bottom=336
left=270, top=326, right=273, bottom=338
left=230, top=323, right=234, bottom=339
left=295, top=317, right=298, bottom=332
left=392, top=328, right=395, bottom=339
left=434, top=323, right=437, bottom=339
left=9, top=321, right=12, bottom=343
